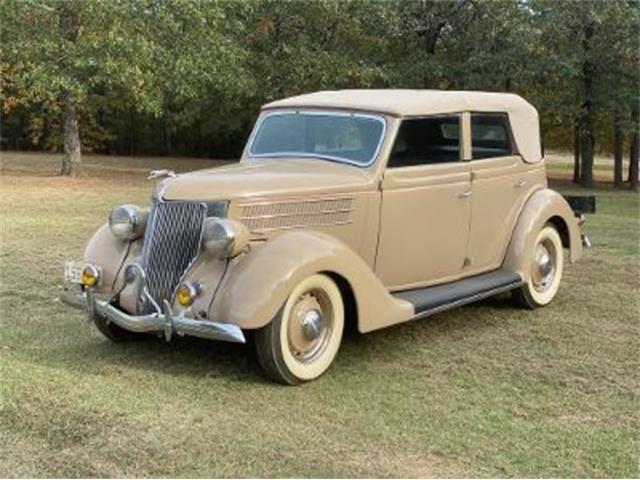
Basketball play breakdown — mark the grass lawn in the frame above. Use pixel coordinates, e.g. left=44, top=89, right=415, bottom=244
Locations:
left=1, top=152, right=638, bottom=478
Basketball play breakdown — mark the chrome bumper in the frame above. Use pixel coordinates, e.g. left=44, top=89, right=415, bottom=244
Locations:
left=61, top=290, right=245, bottom=344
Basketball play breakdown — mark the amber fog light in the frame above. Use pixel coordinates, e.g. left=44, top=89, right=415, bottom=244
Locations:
left=177, top=282, right=200, bottom=307
left=81, top=264, right=100, bottom=288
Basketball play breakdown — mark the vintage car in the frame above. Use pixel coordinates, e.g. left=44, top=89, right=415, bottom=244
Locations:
left=62, top=89, right=591, bottom=384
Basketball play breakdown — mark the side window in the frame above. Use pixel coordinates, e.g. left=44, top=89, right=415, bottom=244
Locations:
left=388, top=116, right=461, bottom=168
left=471, top=113, right=515, bottom=160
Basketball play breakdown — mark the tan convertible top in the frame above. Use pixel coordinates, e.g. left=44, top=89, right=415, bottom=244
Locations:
left=263, top=89, right=542, bottom=163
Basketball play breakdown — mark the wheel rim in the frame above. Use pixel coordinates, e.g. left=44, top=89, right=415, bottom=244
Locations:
left=531, top=237, right=557, bottom=293
left=287, top=288, right=334, bottom=363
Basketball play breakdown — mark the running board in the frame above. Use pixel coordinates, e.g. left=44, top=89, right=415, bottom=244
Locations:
left=392, top=269, right=523, bottom=320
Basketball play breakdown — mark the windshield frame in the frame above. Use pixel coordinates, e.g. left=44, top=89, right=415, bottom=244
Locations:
left=247, top=109, right=388, bottom=167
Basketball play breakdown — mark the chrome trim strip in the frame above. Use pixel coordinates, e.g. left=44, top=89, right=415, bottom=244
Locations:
left=237, top=195, right=354, bottom=208
left=240, top=208, right=354, bottom=222
left=246, top=109, right=387, bottom=167
left=246, top=220, right=353, bottom=234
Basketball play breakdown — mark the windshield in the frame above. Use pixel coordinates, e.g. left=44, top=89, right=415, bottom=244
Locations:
left=249, top=111, right=386, bottom=166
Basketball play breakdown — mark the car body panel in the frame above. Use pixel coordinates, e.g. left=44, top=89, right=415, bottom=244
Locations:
left=83, top=224, right=141, bottom=297
left=230, top=190, right=381, bottom=266
left=465, top=156, right=547, bottom=274
left=204, top=230, right=414, bottom=332
left=162, top=158, right=375, bottom=201
left=377, top=161, right=472, bottom=289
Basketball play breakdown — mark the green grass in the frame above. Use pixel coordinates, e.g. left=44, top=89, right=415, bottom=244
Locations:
left=1, top=152, right=638, bottom=478
left=545, top=150, right=634, bottom=182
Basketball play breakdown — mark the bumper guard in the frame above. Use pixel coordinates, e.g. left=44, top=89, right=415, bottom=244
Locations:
left=61, top=289, right=245, bottom=344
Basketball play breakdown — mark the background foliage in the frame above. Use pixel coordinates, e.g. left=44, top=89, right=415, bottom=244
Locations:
left=1, top=0, right=639, bottom=183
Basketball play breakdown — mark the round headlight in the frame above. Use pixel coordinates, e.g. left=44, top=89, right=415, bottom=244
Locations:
left=202, top=218, right=249, bottom=259
left=108, top=204, right=147, bottom=240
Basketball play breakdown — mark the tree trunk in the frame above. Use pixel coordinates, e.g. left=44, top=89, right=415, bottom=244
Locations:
left=579, top=12, right=595, bottom=188
left=60, top=92, right=81, bottom=176
left=164, top=116, right=172, bottom=155
left=58, top=2, right=81, bottom=176
left=417, top=1, right=469, bottom=88
left=613, top=112, right=624, bottom=188
left=629, top=102, right=639, bottom=190
left=579, top=117, right=595, bottom=187
left=420, top=23, right=446, bottom=88
left=573, top=124, right=581, bottom=184
left=129, top=109, right=136, bottom=156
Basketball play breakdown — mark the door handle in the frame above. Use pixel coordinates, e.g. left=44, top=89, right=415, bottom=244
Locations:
left=514, top=179, right=527, bottom=188
left=458, top=190, right=472, bottom=199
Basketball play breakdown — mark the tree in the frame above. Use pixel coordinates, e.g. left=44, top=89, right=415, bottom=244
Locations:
left=613, top=112, right=625, bottom=188
left=437, top=1, right=544, bottom=96
left=384, top=0, right=473, bottom=89
left=629, top=102, right=640, bottom=190
left=0, top=0, right=245, bottom=175
left=577, top=3, right=596, bottom=188
left=1, top=0, right=638, bottom=170
left=589, top=0, right=640, bottom=188
left=528, top=1, right=582, bottom=177
left=532, top=0, right=640, bottom=187
left=573, top=125, right=581, bottom=184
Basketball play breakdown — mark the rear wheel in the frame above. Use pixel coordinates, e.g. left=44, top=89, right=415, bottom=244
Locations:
left=255, top=274, right=344, bottom=385
left=513, top=224, right=564, bottom=309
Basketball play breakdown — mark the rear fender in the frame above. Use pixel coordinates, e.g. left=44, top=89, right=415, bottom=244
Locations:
left=503, top=188, right=582, bottom=279
left=209, top=230, right=413, bottom=331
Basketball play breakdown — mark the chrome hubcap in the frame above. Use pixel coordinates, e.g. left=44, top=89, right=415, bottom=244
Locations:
left=538, top=250, right=553, bottom=278
left=287, top=291, right=332, bottom=363
left=532, top=241, right=556, bottom=292
left=302, top=309, right=324, bottom=341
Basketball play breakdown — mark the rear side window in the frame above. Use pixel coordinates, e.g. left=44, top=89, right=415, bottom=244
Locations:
left=471, top=113, right=515, bottom=160
left=388, top=116, right=461, bottom=168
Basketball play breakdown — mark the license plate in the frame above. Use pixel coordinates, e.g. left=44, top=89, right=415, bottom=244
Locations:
left=64, top=261, right=84, bottom=284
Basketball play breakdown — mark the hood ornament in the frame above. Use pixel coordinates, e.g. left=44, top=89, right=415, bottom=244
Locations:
left=148, top=169, right=176, bottom=180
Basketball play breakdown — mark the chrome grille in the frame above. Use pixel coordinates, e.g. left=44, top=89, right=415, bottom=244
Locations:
left=140, top=200, right=206, bottom=311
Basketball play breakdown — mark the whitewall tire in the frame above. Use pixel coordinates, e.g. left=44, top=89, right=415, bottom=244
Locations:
left=255, top=274, right=344, bottom=385
left=513, top=224, right=564, bottom=309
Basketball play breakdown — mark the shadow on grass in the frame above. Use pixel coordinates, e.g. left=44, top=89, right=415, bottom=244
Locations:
left=26, top=295, right=524, bottom=385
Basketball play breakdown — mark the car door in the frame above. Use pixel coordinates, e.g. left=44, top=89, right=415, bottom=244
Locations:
left=375, top=114, right=472, bottom=289
left=466, top=112, right=534, bottom=274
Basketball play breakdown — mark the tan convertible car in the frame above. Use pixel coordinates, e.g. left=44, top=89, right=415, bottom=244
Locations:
left=63, top=90, right=593, bottom=384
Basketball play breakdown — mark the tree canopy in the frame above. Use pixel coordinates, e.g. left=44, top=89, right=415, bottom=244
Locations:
left=1, top=0, right=638, bottom=186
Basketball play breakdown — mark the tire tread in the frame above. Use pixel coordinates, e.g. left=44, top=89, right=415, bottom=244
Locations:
left=255, top=312, right=301, bottom=385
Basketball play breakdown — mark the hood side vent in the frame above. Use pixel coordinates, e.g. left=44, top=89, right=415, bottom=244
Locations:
left=240, top=196, right=354, bottom=233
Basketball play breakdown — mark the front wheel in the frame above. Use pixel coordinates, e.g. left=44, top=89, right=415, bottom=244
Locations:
left=512, top=224, right=564, bottom=309
left=255, top=274, right=344, bottom=385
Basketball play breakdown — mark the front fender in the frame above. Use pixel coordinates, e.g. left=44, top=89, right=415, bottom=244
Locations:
left=209, top=230, right=413, bottom=332
left=503, top=188, right=582, bottom=279
left=82, top=224, right=143, bottom=302
left=83, top=225, right=127, bottom=296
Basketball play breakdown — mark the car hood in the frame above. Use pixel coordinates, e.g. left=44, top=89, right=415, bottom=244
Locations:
left=161, top=158, right=373, bottom=201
